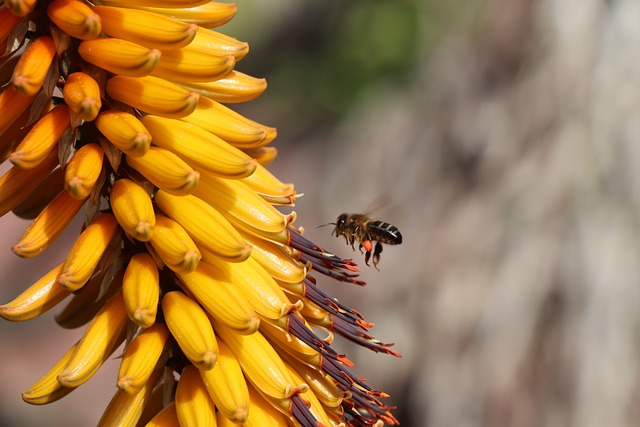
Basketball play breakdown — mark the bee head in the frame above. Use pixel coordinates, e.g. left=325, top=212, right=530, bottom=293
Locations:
left=316, top=214, right=349, bottom=237
left=331, top=213, right=348, bottom=236
left=335, top=213, right=348, bottom=228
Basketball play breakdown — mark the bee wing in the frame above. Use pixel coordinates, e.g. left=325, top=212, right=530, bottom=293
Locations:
left=361, top=195, right=391, bottom=217
left=362, top=195, right=407, bottom=224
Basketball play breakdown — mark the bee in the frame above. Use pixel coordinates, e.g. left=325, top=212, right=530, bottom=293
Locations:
left=319, top=213, right=402, bottom=270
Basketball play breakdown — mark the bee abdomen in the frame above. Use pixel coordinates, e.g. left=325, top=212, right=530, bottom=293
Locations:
left=368, top=221, right=402, bottom=245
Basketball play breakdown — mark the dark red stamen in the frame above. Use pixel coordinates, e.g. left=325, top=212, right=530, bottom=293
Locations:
left=331, top=315, right=401, bottom=357
left=287, top=313, right=354, bottom=368
left=288, top=226, right=365, bottom=285
left=291, top=394, right=326, bottom=427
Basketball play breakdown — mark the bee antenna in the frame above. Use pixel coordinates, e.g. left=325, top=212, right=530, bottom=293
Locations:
left=315, top=222, right=336, bottom=229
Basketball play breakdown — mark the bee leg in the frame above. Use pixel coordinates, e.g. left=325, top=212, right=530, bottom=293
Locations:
left=364, top=248, right=372, bottom=267
left=348, top=234, right=356, bottom=251
left=372, top=242, right=383, bottom=271
left=360, top=240, right=373, bottom=254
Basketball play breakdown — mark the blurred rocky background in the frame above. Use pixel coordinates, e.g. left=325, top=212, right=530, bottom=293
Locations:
left=3, top=0, right=640, bottom=426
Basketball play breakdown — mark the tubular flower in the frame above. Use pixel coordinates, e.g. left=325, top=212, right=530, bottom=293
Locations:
left=0, top=1, right=400, bottom=426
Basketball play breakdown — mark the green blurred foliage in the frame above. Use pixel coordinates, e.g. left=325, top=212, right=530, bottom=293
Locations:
left=289, top=2, right=420, bottom=115
left=224, top=0, right=440, bottom=122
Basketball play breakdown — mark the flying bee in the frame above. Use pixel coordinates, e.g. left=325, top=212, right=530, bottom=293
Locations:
left=318, top=213, right=403, bottom=270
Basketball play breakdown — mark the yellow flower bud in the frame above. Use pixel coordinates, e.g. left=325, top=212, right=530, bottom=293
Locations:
left=47, top=0, right=101, bottom=40
left=12, top=36, right=56, bottom=96
left=62, top=72, right=102, bottom=121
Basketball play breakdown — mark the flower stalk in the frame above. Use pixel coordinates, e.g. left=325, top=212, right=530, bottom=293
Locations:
left=0, top=1, right=400, bottom=426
